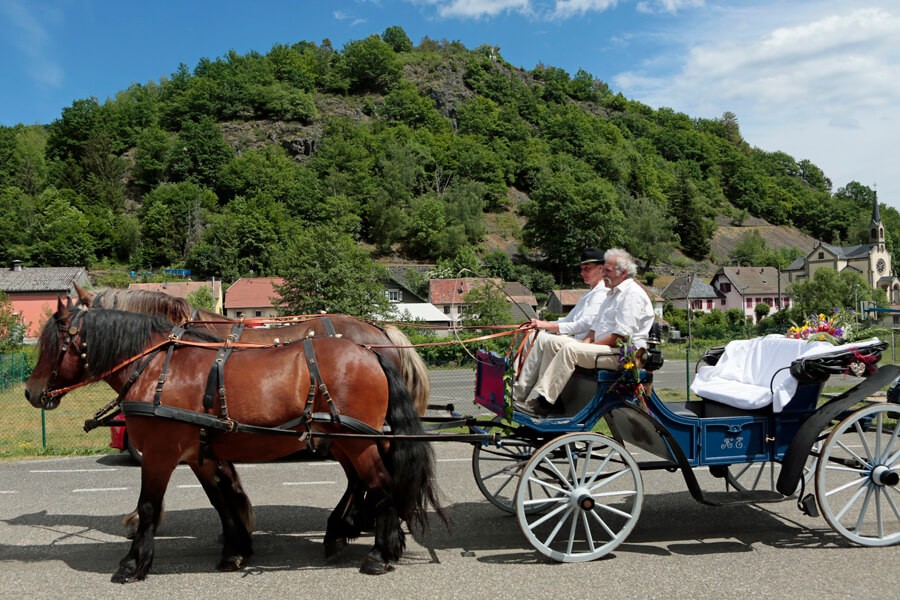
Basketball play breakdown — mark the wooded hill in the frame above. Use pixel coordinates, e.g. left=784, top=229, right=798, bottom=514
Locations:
left=0, top=26, right=896, bottom=297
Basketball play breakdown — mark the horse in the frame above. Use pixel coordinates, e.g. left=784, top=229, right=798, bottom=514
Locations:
left=25, top=299, right=444, bottom=582
left=73, top=283, right=433, bottom=549
left=73, top=283, right=432, bottom=416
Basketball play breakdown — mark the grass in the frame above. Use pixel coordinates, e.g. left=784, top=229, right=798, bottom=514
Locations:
left=0, top=383, right=119, bottom=462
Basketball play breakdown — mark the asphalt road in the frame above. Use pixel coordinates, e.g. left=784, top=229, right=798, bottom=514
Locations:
left=2, top=443, right=898, bottom=600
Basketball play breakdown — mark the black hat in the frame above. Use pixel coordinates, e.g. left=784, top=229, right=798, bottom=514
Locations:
left=575, top=248, right=605, bottom=265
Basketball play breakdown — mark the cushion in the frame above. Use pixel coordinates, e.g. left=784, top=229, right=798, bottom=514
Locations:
left=690, top=335, right=835, bottom=412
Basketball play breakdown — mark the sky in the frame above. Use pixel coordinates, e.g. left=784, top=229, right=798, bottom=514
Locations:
left=1, top=0, right=898, bottom=209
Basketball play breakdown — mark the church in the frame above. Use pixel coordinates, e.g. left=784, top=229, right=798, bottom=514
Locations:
left=784, top=195, right=900, bottom=304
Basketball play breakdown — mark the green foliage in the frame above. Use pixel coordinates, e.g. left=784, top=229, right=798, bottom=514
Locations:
left=462, top=284, right=510, bottom=327
left=275, top=226, right=390, bottom=317
left=789, top=269, right=884, bottom=316
left=5, top=30, right=899, bottom=300
left=186, top=285, right=216, bottom=311
left=0, top=291, right=25, bottom=353
left=341, top=35, right=402, bottom=93
left=728, top=230, right=804, bottom=268
left=382, top=26, right=413, bottom=53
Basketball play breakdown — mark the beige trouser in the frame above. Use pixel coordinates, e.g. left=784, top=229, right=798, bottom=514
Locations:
left=512, top=332, right=578, bottom=403
left=533, top=340, right=620, bottom=404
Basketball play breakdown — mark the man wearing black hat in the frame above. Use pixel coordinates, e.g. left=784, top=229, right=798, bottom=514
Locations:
left=512, top=248, right=608, bottom=404
left=516, top=248, right=654, bottom=417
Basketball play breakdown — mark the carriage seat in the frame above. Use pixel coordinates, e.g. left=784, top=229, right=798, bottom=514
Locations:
left=690, top=335, right=834, bottom=413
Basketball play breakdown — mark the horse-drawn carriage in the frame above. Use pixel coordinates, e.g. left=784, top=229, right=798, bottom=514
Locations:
left=23, top=295, right=900, bottom=582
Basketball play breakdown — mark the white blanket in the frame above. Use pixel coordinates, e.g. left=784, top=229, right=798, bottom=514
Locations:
left=690, top=335, right=882, bottom=412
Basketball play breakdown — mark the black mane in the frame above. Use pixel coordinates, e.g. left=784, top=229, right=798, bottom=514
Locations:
left=71, top=309, right=222, bottom=375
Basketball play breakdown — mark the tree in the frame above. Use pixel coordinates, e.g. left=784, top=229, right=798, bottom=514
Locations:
left=169, top=116, right=234, bottom=188
left=186, top=286, right=216, bottom=311
left=382, top=26, right=413, bottom=53
left=275, top=226, right=390, bottom=317
left=789, top=269, right=884, bottom=316
left=0, top=291, right=25, bottom=353
left=462, top=284, right=510, bottom=327
left=754, top=302, right=771, bottom=323
left=341, top=35, right=401, bottom=93
left=622, top=196, right=678, bottom=272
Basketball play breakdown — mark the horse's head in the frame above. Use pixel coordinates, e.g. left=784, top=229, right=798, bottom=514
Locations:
left=24, top=297, right=89, bottom=410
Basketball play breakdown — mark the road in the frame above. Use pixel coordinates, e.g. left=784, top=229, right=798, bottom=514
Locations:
left=1, top=444, right=898, bottom=600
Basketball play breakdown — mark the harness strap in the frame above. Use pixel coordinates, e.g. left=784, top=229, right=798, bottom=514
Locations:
left=320, top=316, right=336, bottom=337
left=303, top=338, right=340, bottom=422
left=121, top=401, right=382, bottom=436
left=154, top=327, right=185, bottom=406
left=202, top=323, right=243, bottom=413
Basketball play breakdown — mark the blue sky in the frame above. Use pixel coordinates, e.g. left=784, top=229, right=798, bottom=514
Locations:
left=2, top=0, right=899, bottom=209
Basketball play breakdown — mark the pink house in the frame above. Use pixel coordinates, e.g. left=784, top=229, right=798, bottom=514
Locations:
left=0, top=260, right=90, bottom=339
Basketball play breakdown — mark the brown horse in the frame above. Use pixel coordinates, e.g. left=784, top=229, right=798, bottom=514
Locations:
left=25, top=300, right=443, bottom=582
left=74, top=284, right=433, bottom=549
left=73, top=283, right=432, bottom=415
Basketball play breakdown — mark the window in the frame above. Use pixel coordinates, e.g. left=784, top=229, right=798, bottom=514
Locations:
left=236, top=311, right=245, bottom=318
left=385, top=289, right=402, bottom=302
left=764, top=298, right=773, bottom=306
left=746, top=298, right=753, bottom=308
left=720, top=282, right=731, bottom=293
left=255, top=311, right=262, bottom=317
left=818, top=252, right=825, bottom=259
left=443, top=305, right=451, bottom=314
left=706, top=300, right=713, bottom=309
left=721, top=299, right=726, bottom=305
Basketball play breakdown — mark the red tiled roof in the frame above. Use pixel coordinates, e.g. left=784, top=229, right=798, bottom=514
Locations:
left=224, top=277, right=284, bottom=309
left=551, top=289, right=588, bottom=306
left=428, top=278, right=502, bottom=304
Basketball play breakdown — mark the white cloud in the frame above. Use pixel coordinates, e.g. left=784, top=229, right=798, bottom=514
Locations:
left=435, top=0, right=532, bottom=19
left=1, top=0, right=63, bottom=87
left=636, top=0, right=704, bottom=14
left=552, top=1, right=619, bottom=20
left=612, top=3, right=900, bottom=204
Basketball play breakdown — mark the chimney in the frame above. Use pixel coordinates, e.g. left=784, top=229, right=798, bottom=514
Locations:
left=11, top=260, right=23, bottom=272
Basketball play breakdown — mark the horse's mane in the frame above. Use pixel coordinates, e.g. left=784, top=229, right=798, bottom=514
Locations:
left=90, top=288, right=194, bottom=325
left=68, top=309, right=222, bottom=375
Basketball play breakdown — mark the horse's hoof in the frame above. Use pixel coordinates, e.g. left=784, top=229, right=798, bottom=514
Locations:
left=359, top=556, right=394, bottom=575
left=111, top=569, right=141, bottom=584
left=324, top=538, right=348, bottom=561
left=217, top=555, right=245, bottom=571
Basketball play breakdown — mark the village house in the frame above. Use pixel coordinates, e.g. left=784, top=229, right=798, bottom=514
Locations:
left=0, top=260, right=90, bottom=339
left=223, top=277, right=283, bottom=319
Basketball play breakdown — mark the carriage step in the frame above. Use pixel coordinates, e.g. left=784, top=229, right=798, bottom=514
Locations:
left=702, top=490, right=786, bottom=506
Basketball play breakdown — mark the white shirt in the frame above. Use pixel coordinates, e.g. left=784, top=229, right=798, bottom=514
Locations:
left=589, top=278, right=654, bottom=348
left=556, top=283, right=608, bottom=338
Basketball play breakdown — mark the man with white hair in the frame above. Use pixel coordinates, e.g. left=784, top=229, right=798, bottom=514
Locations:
left=515, top=248, right=654, bottom=417
left=512, top=248, right=608, bottom=403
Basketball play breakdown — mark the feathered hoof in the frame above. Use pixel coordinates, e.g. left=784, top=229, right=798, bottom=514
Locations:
left=217, top=555, right=246, bottom=571
left=359, top=555, right=394, bottom=575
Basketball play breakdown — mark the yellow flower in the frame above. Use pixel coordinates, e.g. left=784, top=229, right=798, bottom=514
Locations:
left=624, top=361, right=634, bottom=370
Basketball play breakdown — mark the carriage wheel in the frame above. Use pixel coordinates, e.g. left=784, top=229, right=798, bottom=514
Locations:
left=815, top=403, right=900, bottom=547
left=515, top=432, right=643, bottom=562
left=473, top=439, right=552, bottom=514
left=725, top=443, right=820, bottom=495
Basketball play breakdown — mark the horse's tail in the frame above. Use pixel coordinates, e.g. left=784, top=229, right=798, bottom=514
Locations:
left=383, top=325, right=431, bottom=416
left=376, top=353, right=446, bottom=532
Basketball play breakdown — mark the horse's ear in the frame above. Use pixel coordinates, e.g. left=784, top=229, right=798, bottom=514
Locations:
left=57, top=296, right=67, bottom=315
left=73, top=281, right=93, bottom=308
left=66, top=295, right=74, bottom=310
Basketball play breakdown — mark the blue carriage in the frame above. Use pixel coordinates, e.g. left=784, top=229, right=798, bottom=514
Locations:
left=470, top=328, right=900, bottom=562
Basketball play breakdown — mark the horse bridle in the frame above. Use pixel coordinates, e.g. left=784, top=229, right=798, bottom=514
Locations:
left=41, top=310, right=88, bottom=408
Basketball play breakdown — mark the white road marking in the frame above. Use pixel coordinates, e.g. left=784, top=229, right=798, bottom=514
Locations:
left=282, top=481, right=336, bottom=486
left=176, top=484, right=203, bottom=489
left=73, top=487, right=130, bottom=493
left=0, top=490, right=17, bottom=494
left=30, top=468, right=118, bottom=473
left=436, top=458, right=470, bottom=463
